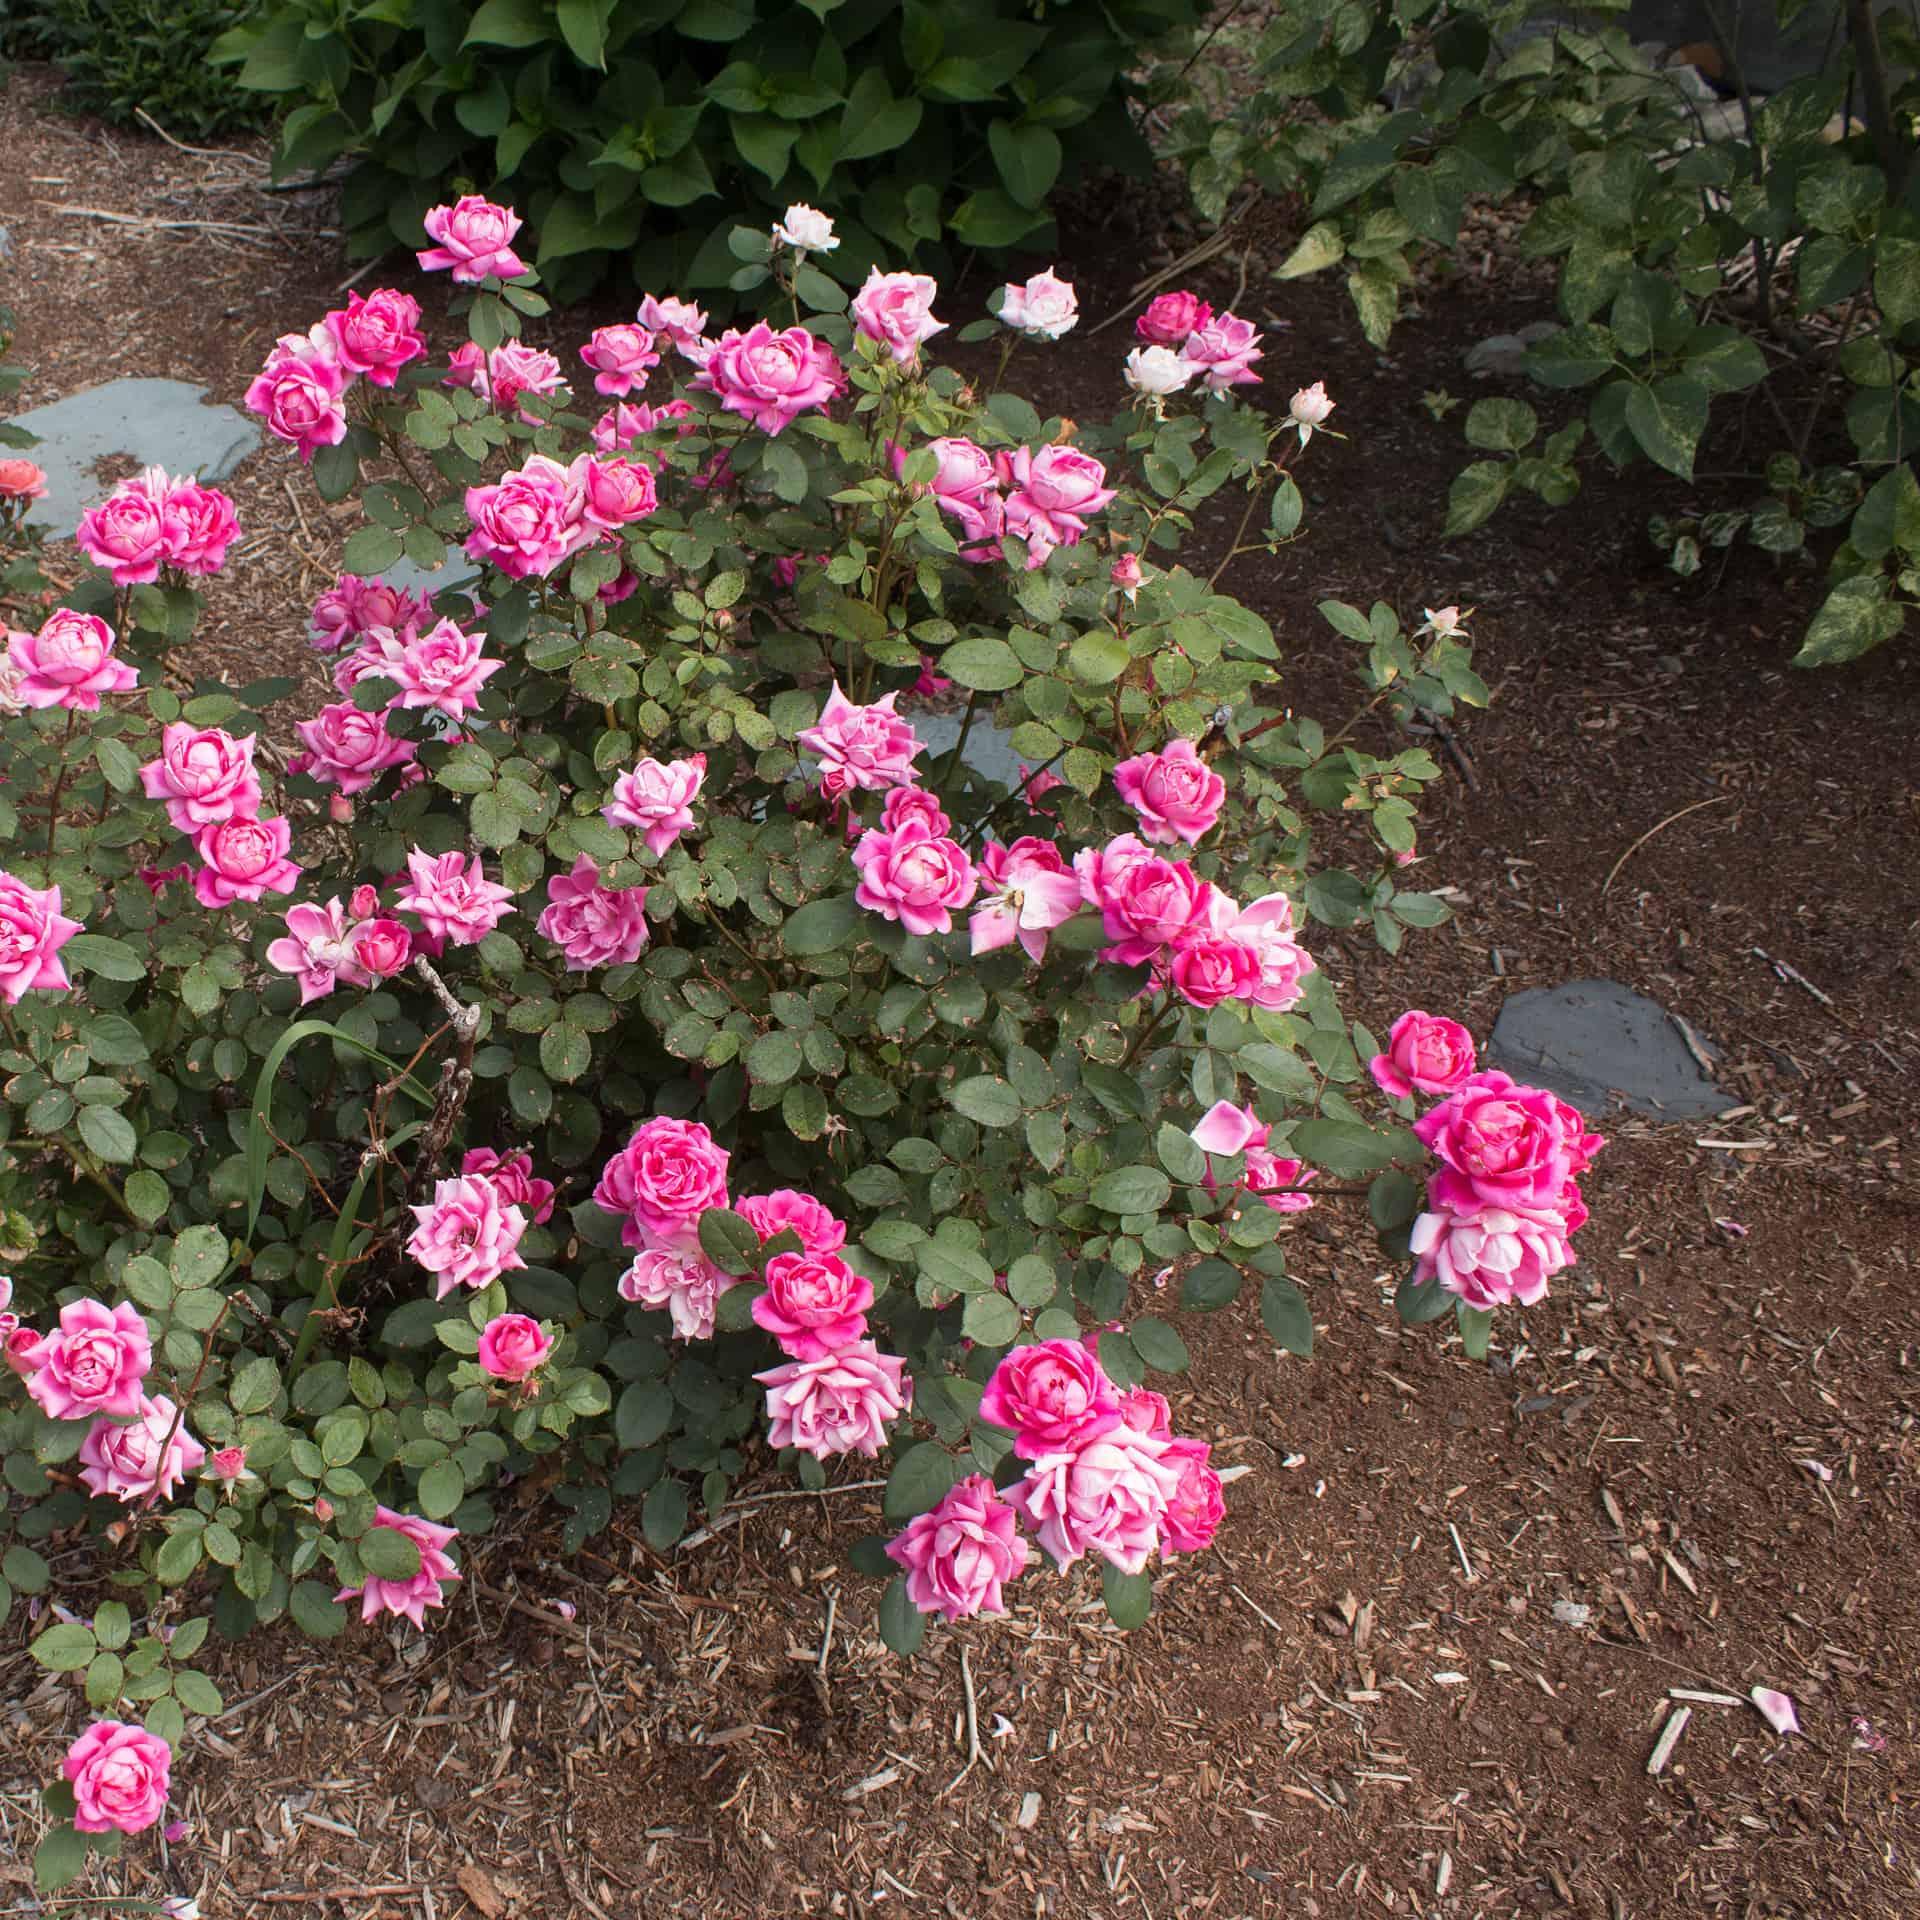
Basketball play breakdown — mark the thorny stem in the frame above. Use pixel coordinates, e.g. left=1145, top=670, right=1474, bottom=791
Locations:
left=148, top=1296, right=232, bottom=1509
left=935, top=688, right=983, bottom=793
left=1121, top=996, right=1182, bottom=1067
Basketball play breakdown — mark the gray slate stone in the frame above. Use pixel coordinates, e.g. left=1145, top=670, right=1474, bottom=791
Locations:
left=1464, top=321, right=1560, bottom=378
left=915, top=712, right=1023, bottom=790
left=1485, top=977, right=1731, bottom=1118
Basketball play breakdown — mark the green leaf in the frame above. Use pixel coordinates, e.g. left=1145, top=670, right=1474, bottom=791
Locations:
left=1067, top=629, right=1129, bottom=684
left=697, top=1207, right=761, bottom=1276
left=987, top=119, right=1061, bottom=208
left=229, top=1354, right=280, bottom=1415
left=642, top=1476, right=689, bottom=1551
left=1260, top=1275, right=1314, bottom=1356
left=341, top=525, right=404, bottom=575
left=77, top=1105, right=137, bottom=1164
left=783, top=895, right=857, bottom=955
left=1276, top=221, right=1344, bottom=279
left=949, top=1076, right=1020, bottom=1128
left=417, top=1458, right=465, bottom=1520
left=1155, top=1122, right=1205, bottom=1187
left=1180, top=1258, right=1243, bottom=1310
left=1089, top=1165, right=1170, bottom=1214
left=84, top=1014, right=149, bottom=1067
left=1442, top=460, right=1510, bottom=537
left=1128, top=1317, right=1189, bottom=1374
left=962, top=1291, right=1021, bottom=1348
left=35, top=1825, right=88, bottom=1894
left=1623, top=376, right=1709, bottom=480
left=1457, top=1303, right=1494, bottom=1360
left=30, top=1622, right=98, bottom=1671
left=290, top=1580, right=348, bottom=1638
left=1793, top=575, right=1904, bottom=667
left=747, top=1029, right=803, bottom=1086
left=884, top=1441, right=959, bottom=1521
left=1100, top=1562, right=1152, bottom=1629
left=153, top=1527, right=202, bottom=1586
left=464, top=0, right=551, bottom=49
left=84, top=1650, right=125, bottom=1709
left=1367, top=1170, right=1424, bottom=1232
left=878, top=1572, right=926, bottom=1655
left=3, top=1544, right=50, bottom=1594
left=1396, top=1271, right=1455, bottom=1324
left=940, top=636, right=1023, bottom=690
left=357, top=1525, right=423, bottom=1582
left=615, top=1381, right=674, bottom=1448
left=555, top=0, right=609, bottom=67
left=62, top=933, right=144, bottom=980
left=1464, top=398, right=1537, bottom=453
left=1289, top=1118, right=1404, bottom=1178
left=173, top=1668, right=224, bottom=1717
left=1524, top=323, right=1617, bottom=388
left=124, top=1170, right=170, bottom=1225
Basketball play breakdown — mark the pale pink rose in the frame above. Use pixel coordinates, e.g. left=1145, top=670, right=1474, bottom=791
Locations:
left=23, top=1297, right=150, bottom=1419
left=155, top=477, right=240, bottom=575
left=1369, top=1010, right=1477, bottom=1101
left=1135, top=290, right=1212, bottom=346
left=772, top=204, right=837, bottom=252
left=969, top=836, right=1082, bottom=962
left=617, top=1241, right=733, bottom=1341
left=190, top=814, right=300, bottom=909
left=1409, top=1197, right=1573, bottom=1310
left=852, top=818, right=977, bottom=936
left=1071, top=831, right=1153, bottom=909
left=465, top=454, right=592, bottom=580
left=536, top=853, right=650, bottom=970
left=751, top=1249, right=875, bottom=1360
left=636, top=294, right=709, bottom=356
left=477, top=1312, right=554, bottom=1382
left=879, top=785, right=950, bottom=839
left=1414, top=1071, right=1578, bottom=1215
left=267, top=898, right=367, bottom=1005
left=1289, top=380, right=1335, bottom=440
left=603, top=752, right=705, bottom=858
left=77, top=1393, right=205, bottom=1503
left=12, top=608, right=137, bottom=711
left=481, top=342, right=568, bottom=422
left=798, top=683, right=922, bottom=793
left=593, top=1116, right=729, bottom=1250
left=65, top=1722, right=171, bottom=1834
left=1118, top=1387, right=1173, bottom=1438
left=310, top=575, right=432, bottom=652
left=0, top=458, right=48, bottom=499
left=756, top=1340, right=909, bottom=1460
left=1159, top=1436, right=1224, bottom=1553
left=75, top=476, right=169, bottom=584
left=461, top=1147, right=556, bottom=1225
left=0, top=869, right=82, bottom=1005
left=293, top=701, right=416, bottom=797
left=999, top=267, right=1079, bottom=340
left=1124, top=344, right=1196, bottom=398
left=138, top=722, right=261, bottom=832
left=574, top=452, right=658, bottom=532
left=736, top=1190, right=846, bottom=1257
left=693, top=322, right=845, bottom=435
left=337, top=1506, right=462, bottom=1627
left=580, top=323, right=660, bottom=397
left=1223, top=891, right=1315, bottom=1011
left=592, top=397, right=695, bottom=452
left=1168, top=930, right=1261, bottom=1007
left=1421, top=604, right=1468, bottom=639
left=1190, top=1099, right=1262, bottom=1157
left=886, top=1474, right=1031, bottom=1622
left=1092, top=849, right=1214, bottom=967
left=978, top=1338, right=1122, bottom=1458
left=395, top=848, right=514, bottom=947
left=386, top=618, right=502, bottom=719
left=852, top=268, right=946, bottom=365
left=244, top=326, right=350, bottom=460
left=417, top=195, right=527, bottom=282
left=1000, top=444, right=1116, bottom=569
left=407, top=1173, right=528, bottom=1299
left=323, top=288, right=427, bottom=386
left=203, top=1445, right=256, bottom=1492
left=1113, top=736, right=1224, bottom=847
left=1111, top=552, right=1143, bottom=597
left=1009, top=1427, right=1183, bottom=1574
left=1179, top=312, right=1263, bottom=393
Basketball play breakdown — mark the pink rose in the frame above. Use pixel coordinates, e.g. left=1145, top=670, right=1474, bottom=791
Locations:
left=852, top=817, right=977, bottom=937
left=617, top=1242, right=733, bottom=1341
left=969, top=836, right=1083, bottom=962
left=75, top=479, right=168, bottom=585
left=536, top=853, right=650, bottom=970
left=574, top=452, right=658, bottom=533
left=637, top=294, right=709, bottom=356
left=12, top=608, right=138, bottom=710
left=244, top=326, right=350, bottom=461
left=336, top=1506, right=462, bottom=1627
left=1112, top=736, right=1225, bottom=847
left=1135, top=290, right=1212, bottom=346
left=1369, top=1010, right=1477, bottom=1101
left=0, top=869, right=82, bottom=1005
left=0, top=458, right=48, bottom=499
left=1111, top=551, right=1143, bottom=596
left=461, top=1148, right=556, bottom=1225
left=137, top=863, right=189, bottom=897
left=138, top=722, right=261, bottom=832
left=798, top=683, right=922, bottom=794
left=267, top=898, right=367, bottom=1005
left=1222, top=891, right=1314, bottom=1011
left=77, top=1393, right=206, bottom=1503
left=190, top=813, right=300, bottom=909
left=310, top=575, right=432, bottom=652
left=755, top=1340, right=910, bottom=1460
left=1092, top=849, right=1213, bottom=967
left=693, top=322, right=845, bottom=435
left=580, top=323, right=661, bottom=397
left=876, top=786, right=947, bottom=841
left=852, top=268, right=946, bottom=365
left=65, top=1722, right=171, bottom=1834
left=156, top=477, right=240, bottom=575
left=886, top=1474, right=1032, bottom=1622
left=6, top=1322, right=41, bottom=1374
left=978, top=1339, right=1122, bottom=1458
left=406, top=1173, right=528, bottom=1298
left=912, top=655, right=953, bottom=699
left=204, top=1445, right=255, bottom=1491
left=736, top=1189, right=846, bottom=1257
left=1000, top=444, right=1115, bottom=568
left=593, top=1116, right=729, bottom=1250
left=323, top=288, right=427, bottom=386
left=481, top=342, right=568, bottom=422
left=1179, top=312, right=1263, bottom=393
left=23, top=1297, right=150, bottom=1419
left=1168, top=931, right=1261, bottom=1007
left=751, top=1249, right=875, bottom=1360
left=1118, top=1387, right=1172, bottom=1437
left=417, top=195, right=527, bottom=283
left=1409, top=1195, right=1573, bottom=1310
left=346, top=917, right=410, bottom=981
left=386, top=619, right=502, bottom=719
left=1189, top=1101, right=1316, bottom=1213
left=897, top=435, right=1004, bottom=553
left=1009, top=1427, right=1184, bottom=1574
left=999, top=267, right=1079, bottom=341
left=477, top=1312, right=555, bottom=1382
left=465, top=454, right=592, bottom=580
left=593, top=397, right=695, bottom=452
left=1414, top=1071, right=1578, bottom=1215
left=1160, top=1436, right=1225, bottom=1553
left=395, top=848, right=514, bottom=947
left=603, top=753, right=705, bottom=858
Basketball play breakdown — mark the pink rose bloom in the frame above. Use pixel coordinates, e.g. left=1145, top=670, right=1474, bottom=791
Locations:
left=798, top=683, right=922, bottom=794
left=1000, top=444, right=1116, bottom=568
left=1093, top=850, right=1214, bottom=967
left=1409, top=1197, right=1573, bottom=1310
left=1223, top=891, right=1315, bottom=1011
left=395, top=848, right=514, bottom=947
left=1369, top=1010, right=1477, bottom=1101
left=1160, top=1436, right=1225, bottom=1553
left=878, top=786, right=949, bottom=840
left=978, top=1338, right=1122, bottom=1458
left=897, top=435, right=1004, bottom=553
left=1414, top=1071, right=1577, bottom=1215
left=465, top=454, right=591, bottom=580
left=693, top=322, right=845, bottom=435
left=637, top=294, right=709, bottom=356
left=461, top=1147, right=556, bottom=1225
left=756, top=1340, right=909, bottom=1460
left=75, top=478, right=168, bottom=585
left=970, top=836, right=1082, bottom=962
left=407, top=1173, right=528, bottom=1298
left=736, top=1189, right=846, bottom=1257
left=1072, top=830, right=1153, bottom=908
left=244, top=326, right=350, bottom=460
left=1549, top=1094, right=1606, bottom=1177
left=1135, top=289, right=1212, bottom=345
left=1180, top=312, right=1263, bottom=393
left=1113, top=736, right=1225, bottom=847
left=12, top=608, right=137, bottom=710
left=999, top=267, right=1079, bottom=340
left=852, top=268, right=946, bottom=365
left=23, top=1297, right=151, bottom=1419
left=593, top=1116, right=729, bottom=1250
left=1169, top=930, right=1261, bottom=1007
left=1189, top=1101, right=1316, bottom=1213
left=138, top=722, right=261, bottom=832
left=350, top=916, right=411, bottom=979
left=1289, top=380, right=1335, bottom=440
left=291, top=703, right=416, bottom=799
left=156, top=478, right=240, bottom=575
left=77, top=1393, right=206, bottom=1503
left=1009, top=1427, right=1183, bottom=1574
left=477, top=1312, right=555, bottom=1382
left=337, top=1506, right=462, bottom=1627
left=204, top=1445, right=256, bottom=1491
left=912, top=655, right=953, bottom=699
left=536, top=853, right=650, bottom=970
left=580, top=323, right=660, bottom=397
left=1245, top=1149, right=1316, bottom=1214
left=417, top=195, right=527, bottom=282
left=190, top=813, right=300, bottom=909
left=575, top=452, right=658, bottom=532
left=310, top=575, right=431, bottom=652
left=387, top=618, right=502, bottom=719
left=603, top=752, right=705, bottom=858
left=752, top=1249, right=875, bottom=1360
left=6, top=1322, right=41, bottom=1375
left=482, top=342, right=568, bottom=422
left=0, top=458, right=48, bottom=499
left=617, top=1242, right=733, bottom=1341
left=853, top=818, right=977, bottom=937
left=593, top=397, right=695, bottom=451
left=267, top=898, right=367, bottom=1005
left=137, top=863, right=189, bottom=897
left=323, top=288, right=427, bottom=386
left=442, top=341, right=485, bottom=395
left=1118, top=1387, right=1173, bottom=1438
left=65, top=1722, right=171, bottom=1835
left=886, top=1474, right=1032, bottom=1622
left=1111, top=551, right=1143, bottom=597
left=0, top=869, right=82, bottom=1005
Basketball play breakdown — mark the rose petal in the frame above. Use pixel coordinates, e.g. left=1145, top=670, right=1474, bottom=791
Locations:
left=1191, top=1099, right=1258, bottom=1155
left=1750, top=1686, right=1800, bottom=1736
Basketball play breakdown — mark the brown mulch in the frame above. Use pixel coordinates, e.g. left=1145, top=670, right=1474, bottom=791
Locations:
left=2, top=60, right=1917, bottom=1920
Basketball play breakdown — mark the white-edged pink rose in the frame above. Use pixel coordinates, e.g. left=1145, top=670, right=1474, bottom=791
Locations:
left=11, top=608, right=137, bottom=711
left=852, top=268, right=946, bottom=366
left=603, top=753, right=705, bottom=857
left=535, top=853, right=650, bottom=970
left=191, top=814, right=300, bottom=909
left=1009, top=1427, right=1183, bottom=1574
left=756, top=1340, right=910, bottom=1459
left=999, top=268, right=1078, bottom=340
left=417, top=196, right=527, bottom=283
left=406, top=1173, right=527, bottom=1298
left=0, top=869, right=83, bottom=1005
left=617, top=1241, right=733, bottom=1341
left=394, top=848, right=514, bottom=947
left=138, top=722, right=261, bottom=832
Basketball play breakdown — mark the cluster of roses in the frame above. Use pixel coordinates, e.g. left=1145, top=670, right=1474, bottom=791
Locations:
left=1367, top=1012, right=1605, bottom=1311
left=892, top=433, right=1117, bottom=571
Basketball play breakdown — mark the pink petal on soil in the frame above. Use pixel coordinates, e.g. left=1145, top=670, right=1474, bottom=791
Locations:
left=1750, top=1686, right=1800, bottom=1736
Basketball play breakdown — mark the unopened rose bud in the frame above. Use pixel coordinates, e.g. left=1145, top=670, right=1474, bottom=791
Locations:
left=1110, top=552, right=1142, bottom=598
left=349, top=883, right=379, bottom=919
left=329, top=793, right=355, bottom=824
left=313, top=1496, right=334, bottom=1522
left=1393, top=848, right=1417, bottom=866
left=1289, top=381, right=1335, bottom=441
left=712, top=608, right=733, bottom=632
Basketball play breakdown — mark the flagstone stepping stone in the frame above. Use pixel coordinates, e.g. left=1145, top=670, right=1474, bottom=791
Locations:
left=915, top=711, right=1022, bottom=789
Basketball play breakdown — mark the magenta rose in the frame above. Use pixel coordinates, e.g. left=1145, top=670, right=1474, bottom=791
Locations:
left=853, top=817, right=978, bottom=937
left=406, top=1173, right=528, bottom=1298
left=603, top=753, right=706, bottom=858
left=1179, top=311, right=1263, bottom=392
left=978, top=1338, right=1122, bottom=1458
left=191, top=813, right=300, bottom=909
left=337, top=1506, right=462, bottom=1627
left=881, top=785, right=951, bottom=839
left=310, top=574, right=432, bottom=652
left=851, top=267, right=946, bottom=365
left=618, top=1242, right=733, bottom=1341
left=1000, top=443, right=1116, bottom=568
left=65, top=1722, right=171, bottom=1835
left=694, top=321, right=845, bottom=435
left=0, top=869, right=82, bottom=1005
left=244, top=326, right=350, bottom=460
left=1369, top=1010, right=1477, bottom=1101
left=75, top=480, right=168, bottom=585
left=751, top=1249, right=875, bottom=1360
left=1009, top=1427, right=1183, bottom=1574
left=1118, top=1387, right=1173, bottom=1438
left=266, top=898, right=366, bottom=1005
left=1414, top=1071, right=1577, bottom=1214
left=580, top=322, right=661, bottom=396
left=417, top=195, right=527, bottom=282
left=575, top=451, right=659, bottom=532
left=1135, top=289, right=1212, bottom=346
left=6, top=1322, right=41, bottom=1375
left=736, top=1189, right=847, bottom=1257
left=12, top=608, right=138, bottom=711
left=465, top=454, right=591, bottom=579
left=1113, top=736, right=1225, bottom=847
left=1223, top=891, right=1315, bottom=1011
left=886, top=1474, right=1032, bottom=1622
left=798, top=683, right=923, bottom=793
left=460, top=1147, right=555, bottom=1225
left=1409, top=1193, right=1574, bottom=1310
left=536, top=853, right=650, bottom=970
left=593, top=1116, right=730, bottom=1250
left=1094, top=851, right=1214, bottom=966
left=756, top=1340, right=910, bottom=1460
left=323, top=288, right=427, bottom=386
left=1072, top=831, right=1154, bottom=910
left=386, top=619, right=502, bottom=719
left=156, top=477, right=240, bottom=575
left=24, top=1297, right=150, bottom=1419
left=637, top=293, right=708, bottom=355
left=1168, top=930, right=1261, bottom=1008
left=395, top=847, right=515, bottom=947
left=350, top=916, right=412, bottom=979
left=477, top=1312, right=555, bottom=1382
left=77, top=1393, right=206, bottom=1502
left=138, top=721, right=261, bottom=832
left=969, top=836, right=1083, bottom=962
left=1160, top=1436, right=1225, bottom=1553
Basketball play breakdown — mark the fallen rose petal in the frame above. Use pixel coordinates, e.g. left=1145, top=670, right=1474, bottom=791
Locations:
left=1795, top=1458, right=1833, bottom=1481
left=1851, top=1715, right=1886, bottom=1753
left=1750, top=1686, right=1800, bottom=1735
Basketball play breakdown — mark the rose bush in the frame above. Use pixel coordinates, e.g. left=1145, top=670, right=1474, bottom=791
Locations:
left=0, top=198, right=1589, bottom=1893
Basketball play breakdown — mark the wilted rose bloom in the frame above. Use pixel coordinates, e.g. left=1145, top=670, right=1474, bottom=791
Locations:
left=1369, top=1010, right=1477, bottom=1101
left=1000, top=444, right=1116, bottom=569
left=1160, top=1436, right=1225, bottom=1553
left=978, top=1339, right=1123, bottom=1458
left=336, top=1506, right=462, bottom=1627
left=1224, top=891, right=1315, bottom=1011
left=852, top=268, right=946, bottom=365
left=602, top=752, right=705, bottom=858
left=461, top=1148, right=556, bottom=1225
left=1000, top=267, right=1078, bottom=340
left=65, top=1722, right=171, bottom=1834
left=0, top=458, right=48, bottom=499
left=694, top=321, right=845, bottom=435
left=853, top=818, right=977, bottom=936
left=1414, top=1071, right=1582, bottom=1215
left=387, top=618, right=502, bottom=719
left=969, top=836, right=1082, bottom=962
left=23, top=1297, right=150, bottom=1419
left=13, top=608, right=138, bottom=711
left=1289, top=380, right=1335, bottom=439
left=1179, top=312, right=1264, bottom=393
left=1113, top=736, right=1225, bottom=847
left=798, top=683, right=922, bottom=793
left=191, top=814, right=300, bottom=910
left=1135, top=289, right=1212, bottom=346
left=736, top=1189, right=846, bottom=1256
left=407, top=1173, right=527, bottom=1298
left=138, top=722, right=261, bottom=832
left=573, top=451, right=658, bottom=533
left=137, top=863, right=190, bottom=897
left=323, top=288, right=427, bottom=386
left=752, top=1250, right=875, bottom=1360
left=465, top=454, right=592, bottom=579
left=0, top=868, right=82, bottom=1005
left=294, top=702, right=418, bottom=796
left=536, top=853, right=650, bottom=970
left=1118, top=1387, right=1173, bottom=1438
left=244, top=325, right=350, bottom=460
left=592, top=396, right=695, bottom=451
left=636, top=293, right=709, bottom=356
left=477, top=1313, right=555, bottom=1382
left=78, top=1393, right=206, bottom=1503
left=395, top=847, right=515, bottom=947
left=593, top=1116, right=730, bottom=1250
left=887, top=1474, right=1031, bottom=1622
left=756, top=1340, right=910, bottom=1460
left=1189, top=1100, right=1316, bottom=1213
left=579, top=322, right=661, bottom=397
left=1124, top=345, right=1196, bottom=398
left=1409, top=1196, right=1573, bottom=1310
left=417, top=195, right=527, bottom=282
left=75, top=476, right=168, bottom=585
left=267, top=898, right=368, bottom=1004
left=1010, top=1427, right=1183, bottom=1574
left=155, top=476, right=240, bottom=575
left=617, top=1241, right=733, bottom=1341
left=773, top=203, right=838, bottom=251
